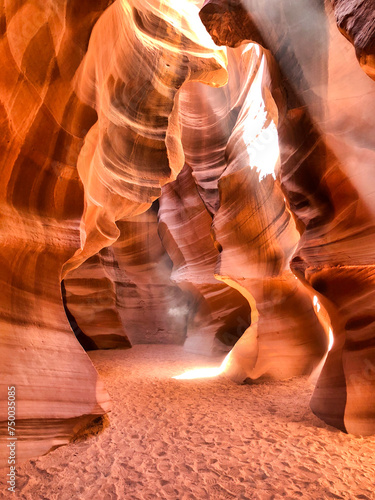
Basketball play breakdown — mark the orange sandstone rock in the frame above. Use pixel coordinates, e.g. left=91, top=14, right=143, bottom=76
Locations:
left=201, top=0, right=375, bottom=434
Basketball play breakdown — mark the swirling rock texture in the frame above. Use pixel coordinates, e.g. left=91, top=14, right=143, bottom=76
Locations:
left=179, top=49, right=249, bottom=215
left=0, top=0, right=113, bottom=468
left=332, top=0, right=375, bottom=80
left=210, top=43, right=327, bottom=381
left=1, top=0, right=375, bottom=471
left=159, top=50, right=263, bottom=357
left=62, top=248, right=133, bottom=351
left=159, top=163, right=251, bottom=355
left=0, top=0, right=228, bottom=466
left=200, top=0, right=375, bottom=435
left=63, top=205, right=191, bottom=349
left=112, top=207, right=191, bottom=345
left=61, top=0, right=228, bottom=277
left=177, top=49, right=326, bottom=371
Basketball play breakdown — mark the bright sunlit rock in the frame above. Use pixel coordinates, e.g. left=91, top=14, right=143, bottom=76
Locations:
left=328, top=328, right=334, bottom=352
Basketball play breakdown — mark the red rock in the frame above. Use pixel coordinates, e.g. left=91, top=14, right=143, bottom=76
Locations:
left=62, top=0, right=228, bottom=276
left=63, top=248, right=132, bottom=350
left=201, top=0, right=375, bottom=434
left=113, top=208, right=191, bottom=345
left=0, top=0, right=228, bottom=466
left=210, top=44, right=327, bottom=381
left=332, top=0, right=375, bottom=80
left=63, top=206, right=191, bottom=349
left=0, top=0, right=112, bottom=467
left=1, top=0, right=374, bottom=471
left=159, top=163, right=251, bottom=355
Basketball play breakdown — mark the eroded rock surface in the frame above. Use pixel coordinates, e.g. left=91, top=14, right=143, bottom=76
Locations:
left=0, top=0, right=112, bottom=467
left=64, top=205, right=191, bottom=349
left=201, top=0, right=375, bottom=434
left=63, top=248, right=132, bottom=350
left=178, top=45, right=327, bottom=373
left=62, top=0, right=228, bottom=276
left=210, top=44, right=327, bottom=381
left=0, top=0, right=228, bottom=466
left=159, top=163, right=251, bottom=355
left=1, top=0, right=375, bottom=471
left=113, top=208, right=191, bottom=346
left=332, top=0, right=375, bottom=80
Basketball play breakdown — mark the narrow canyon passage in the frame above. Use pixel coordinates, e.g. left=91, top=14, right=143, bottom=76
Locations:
left=5, top=345, right=375, bottom=500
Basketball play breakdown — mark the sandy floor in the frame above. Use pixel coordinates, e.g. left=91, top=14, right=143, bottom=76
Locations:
left=2, top=345, right=375, bottom=500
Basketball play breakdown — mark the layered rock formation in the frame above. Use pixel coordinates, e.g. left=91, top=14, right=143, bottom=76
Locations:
left=61, top=0, right=228, bottom=277
left=62, top=248, right=133, bottom=350
left=179, top=52, right=247, bottom=214
left=113, top=208, right=191, bottom=345
left=0, top=0, right=113, bottom=467
left=332, top=0, right=375, bottom=80
left=200, top=0, right=375, bottom=434
left=63, top=204, right=191, bottom=349
left=1, top=0, right=375, bottom=470
left=159, top=163, right=251, bottom=355
left=178, top=46, right=327, bottom=373
left=0, top=0, right=228, bottom=467
left=210, top=44, right=327, bottom=381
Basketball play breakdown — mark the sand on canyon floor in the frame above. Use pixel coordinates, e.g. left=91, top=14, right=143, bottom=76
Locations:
left=2, top=345, right=375, bottom=500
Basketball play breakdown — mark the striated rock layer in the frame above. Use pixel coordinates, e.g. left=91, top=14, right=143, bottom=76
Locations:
left=0, top=0, right=113, bottom=467
left=62, top=248, right=132, bottom=350
left=179, top=50, right=248, bottom=215
left=200, top=0, right=375, bottom=434
left=63, top=204, right=191, bottom=349
left=178, top=47, right=327, bottom=371
left=0, top=0, right=228, bottom=466
left=159, top=163, right=251, bottom=355
left=113, top=207, right=191, bottom=345
left=62, top=0, right=228, bottom=277
left=210, top=44, right=327, bottom=381
left=1, top=0, right=375, bottom=471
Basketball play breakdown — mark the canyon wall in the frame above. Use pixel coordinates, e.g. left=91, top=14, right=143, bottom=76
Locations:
left=64, top=205, right=191, bottom=349
left=159, top=163, right=251, bottom=355
left=0, top=0, right=114, bottom=467
left=201, top=0, right=375, bottom=435
left=178, top=46, right=328, bottom=378
left=1, top=0, right=374, bottom=468
left=0, top=0, right=228, bottom=467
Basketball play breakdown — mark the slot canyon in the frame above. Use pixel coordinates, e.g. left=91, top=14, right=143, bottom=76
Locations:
left=0, top=0, right=375, bottom=498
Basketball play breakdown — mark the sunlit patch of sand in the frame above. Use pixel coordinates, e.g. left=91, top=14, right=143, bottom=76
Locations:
left=5, top=345, right=375, bottom=500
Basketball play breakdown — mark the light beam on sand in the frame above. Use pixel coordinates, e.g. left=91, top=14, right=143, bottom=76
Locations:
left=173, top=352, right=231, bottom=380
